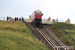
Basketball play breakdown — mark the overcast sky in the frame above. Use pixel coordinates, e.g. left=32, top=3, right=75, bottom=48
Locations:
left=0, top=0, right=75, bottom=23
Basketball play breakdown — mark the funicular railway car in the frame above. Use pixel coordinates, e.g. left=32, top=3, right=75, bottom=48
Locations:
left=31, top=10, right=43, bottom=26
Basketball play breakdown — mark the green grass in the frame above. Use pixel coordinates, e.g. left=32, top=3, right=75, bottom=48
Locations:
left=65, top=29, right=75, bottom=39
left=50, top=22, right=75, bottom=49
left=0, top=21, right=48, bottom=50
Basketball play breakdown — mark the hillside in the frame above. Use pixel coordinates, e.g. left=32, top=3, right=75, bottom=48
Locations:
left=0, top=21, right=48, bottom=50
left=49, top=22, right=75, bottom=49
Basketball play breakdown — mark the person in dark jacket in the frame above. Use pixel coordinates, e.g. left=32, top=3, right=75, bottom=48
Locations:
left=7, top=16, right=9, bottom=21
left=19, top=18, right=21, bottom=21
left=17, top=17, right=18, bottom=21
left=15, top=17, right=16, bottom=21
left=16, top=17, right=18, bottom=21
left=22, top=17, right=23, bottom=20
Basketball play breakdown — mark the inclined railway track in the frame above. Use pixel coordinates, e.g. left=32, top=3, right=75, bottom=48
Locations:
left=36, top=27, right=57, bottom=50
left=27, top=23, right=69, bottom=50
left=36, top=26, right=69, bottom=50
left=43, top=26, right=68, bottom=50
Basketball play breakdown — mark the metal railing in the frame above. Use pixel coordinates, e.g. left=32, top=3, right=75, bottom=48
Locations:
left=0, top=17, right=6, bottom=21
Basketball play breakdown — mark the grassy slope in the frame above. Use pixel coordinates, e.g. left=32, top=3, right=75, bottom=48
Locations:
left=0, top=21, right=48, bottom=50
left=49, top=22, right=75, bottom=49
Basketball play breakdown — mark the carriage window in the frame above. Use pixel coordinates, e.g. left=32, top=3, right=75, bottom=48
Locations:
left=35, top=12, right=41, bottom=14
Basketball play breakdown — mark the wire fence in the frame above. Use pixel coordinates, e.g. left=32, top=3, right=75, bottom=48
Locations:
left=0, top=17, right=6, bottom=21
left=57, top=19, right=75, bottom=24
left=0, top=17, right=75, bottom=24
left=0, top=17, right=22, bottom=21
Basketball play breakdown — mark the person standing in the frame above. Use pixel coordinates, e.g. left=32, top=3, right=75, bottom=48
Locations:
left=22, top=17, right=23, bottom=20
left=56, top=18, right=58, bottom=22
left=7, top=16, right=9, bottom=21
left=15, top=17, right=16, bottom=21
left=19, top=18, right=21, bottom=21
left=17, top=17, right=18, bottom=21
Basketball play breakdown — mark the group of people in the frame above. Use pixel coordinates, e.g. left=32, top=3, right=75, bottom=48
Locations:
left=15, top=17, right=21, bottom=21
left=52, top=19, right=58, bottom=23
left=7, top=16, right=22, bottom=21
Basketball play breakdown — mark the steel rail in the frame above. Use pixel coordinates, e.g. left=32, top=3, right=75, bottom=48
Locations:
left=44, top=26, right=69, bottom=50
left=36, top=27, right=58, bottom=50
left=40, top=26, right=64, bottom=50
